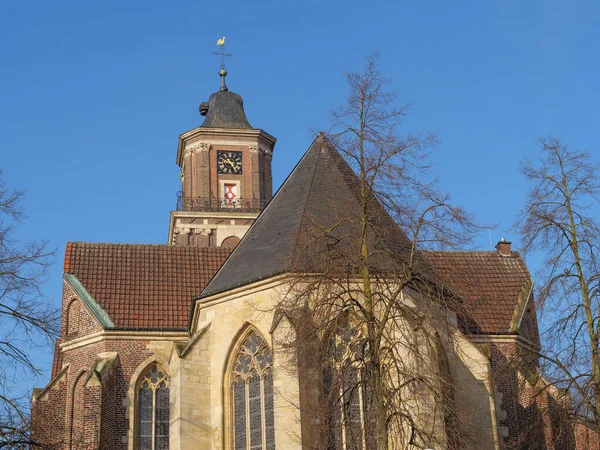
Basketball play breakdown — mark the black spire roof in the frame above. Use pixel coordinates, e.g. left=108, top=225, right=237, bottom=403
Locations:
left=200, top=90, right=252, bottom=129
left=199, top=134, right=421, bottom=299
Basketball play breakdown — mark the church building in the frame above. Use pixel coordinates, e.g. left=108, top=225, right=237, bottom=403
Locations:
left=30, top=67, right=589, bottom=449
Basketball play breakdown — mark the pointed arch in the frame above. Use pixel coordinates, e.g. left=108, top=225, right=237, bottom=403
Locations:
left=65, top=298, right=79, bottom=336
left=67, top=369, right=88, bottom=450
left=222, top=322, right=262, bottom=379
left=223, top=324, right=276, bottom=450
left=321, top=321, right=375, bottom=450
left=129, top=358, right=171, bottom=450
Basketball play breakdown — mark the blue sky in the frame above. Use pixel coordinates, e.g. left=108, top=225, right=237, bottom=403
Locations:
left=1, top=1, right=599, bottom=389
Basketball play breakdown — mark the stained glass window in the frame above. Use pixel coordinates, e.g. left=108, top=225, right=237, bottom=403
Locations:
left=234, top=379, right=247, bottom=450
left=263, top=370, right=276, bottom=450
left=137, top=364, right=169, bottom=450
left=324, top=324, right=376, bottom=450
left=231, top=330, right=276, bottom=450
left=249, top=371, right=263, bottom=449
left=343, top=368, right=362, bottom=450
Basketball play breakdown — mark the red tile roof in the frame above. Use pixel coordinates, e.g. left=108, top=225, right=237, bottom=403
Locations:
left=65, top=243, right=230, bottom=330
left=423, top=250, right=532, bottom=334
left=63, top=240, right=531, bottom=334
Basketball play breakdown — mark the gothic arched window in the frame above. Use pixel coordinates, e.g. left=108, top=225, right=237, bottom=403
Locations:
left=323, top=324, right=376, bottom=450
left=231, top=330, right=276, bottom=450
left=137, top=364, right=170, bottom=450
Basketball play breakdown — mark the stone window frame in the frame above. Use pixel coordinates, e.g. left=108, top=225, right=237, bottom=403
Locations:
left=223, top=325, right=275, bottom=450
left=136, top=363, right=169, bottom=450
left=324, top=324, right=376, bottom=450
left=128, top=357, right=171, bottom=450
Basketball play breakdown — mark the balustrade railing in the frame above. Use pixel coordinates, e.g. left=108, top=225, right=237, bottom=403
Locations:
left=176, top=192, right=268, bottom=212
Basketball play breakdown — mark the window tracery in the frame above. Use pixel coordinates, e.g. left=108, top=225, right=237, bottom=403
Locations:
left=324, top=324, right=375, bottom=450
left=231, top=330, right=276, bottom=450
left=137, top=364, right=169, bottom=450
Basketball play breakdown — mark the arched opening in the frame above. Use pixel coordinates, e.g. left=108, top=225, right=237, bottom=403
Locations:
left=69, top=370, right=88, bottom=450
left=135, top=363, right=170, bottom=450
left=322, top=322, right=376, bottom=450
left=221, top=235, right=241, bottom=249
left=66, top=299, right=81, bottom=336
left=229, top=329, right=275, bottom=450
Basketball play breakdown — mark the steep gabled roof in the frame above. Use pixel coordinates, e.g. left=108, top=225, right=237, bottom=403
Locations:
left=64, top=243, right=230, bottom=329
left=200, top=134, right=417, bottom=299
left=423, top=250, right=532, bottom=334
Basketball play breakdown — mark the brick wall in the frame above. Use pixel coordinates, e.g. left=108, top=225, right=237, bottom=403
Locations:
left=490, top=341, right=547, bottom=448
left=69, top=340, right=153, bottom=449
left=32, top=281, right=162, bottom=450
left=100, top=359, right=118, bottom=449
left=574, top=421, right=600, bottom=450
left=34, top=338, right=159, bottom=449
left=82, top=382, right=102, bottom=449
left=69, top=371, right=88, bottom=449
left=31, top=371, right=68, bottom=448
left=488, top=339, right=583, bottom=449
left=61, top=282, right=103, bottom=340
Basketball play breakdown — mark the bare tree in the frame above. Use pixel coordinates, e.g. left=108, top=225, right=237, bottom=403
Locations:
left=275, top=54, right=482, bottom=450
left=0, top=171, right=57, bottom=448
left=516, top=136, right=600, bottom=436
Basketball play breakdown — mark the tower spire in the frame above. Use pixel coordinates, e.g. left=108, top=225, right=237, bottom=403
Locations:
left=213, top=36, right=233, bottom=92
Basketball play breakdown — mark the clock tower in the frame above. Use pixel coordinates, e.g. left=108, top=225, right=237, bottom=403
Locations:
left=168, top=70, right=276, bottom=248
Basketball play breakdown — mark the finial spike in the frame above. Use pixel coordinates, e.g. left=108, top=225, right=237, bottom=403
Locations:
left=219, top=69, right=228, bottom=92
left=212, top=36, right=233, bottom=90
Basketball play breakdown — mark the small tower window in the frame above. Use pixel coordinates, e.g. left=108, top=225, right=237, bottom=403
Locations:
left=224, top=183, right=238, bottom=206
left=137, top=364, right=170, bottom=450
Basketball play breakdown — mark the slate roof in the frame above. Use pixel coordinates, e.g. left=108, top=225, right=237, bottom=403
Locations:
left=62, top=137, right=532, bottom=336
left=200, top=90, right=253, bottom=129
left=193, top=133, right=531, bottom=335
left=200, top=134, right=423, bottom=298
left=423, top=250, right=532, bottom=334
left=64, top=242, right=230, bottom=330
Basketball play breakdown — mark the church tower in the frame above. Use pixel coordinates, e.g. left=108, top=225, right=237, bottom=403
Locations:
left=169, top=68, right=276, bottom=248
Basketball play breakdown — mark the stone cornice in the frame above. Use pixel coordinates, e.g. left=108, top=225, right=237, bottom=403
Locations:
left=168, top=210, right=258, bottom=244
left=467, top=333, right=541, bottom=353
left=177, top=127, right=276, bottom=166
left=182, top=142, right=210, bottom=158
left=60, top=330, right=188, bottom=352
left=190, top=274, right=289, bottom=332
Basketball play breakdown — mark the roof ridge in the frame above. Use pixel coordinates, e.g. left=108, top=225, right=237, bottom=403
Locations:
left=424, top=249, right=514, bottom=255
left=290, top=135, right=326, bottom=269
left=197, top=135, right=324, bottom=299
left=199, top=133, right=421, bottom=299
left=68, top=242, right=230, bottom=251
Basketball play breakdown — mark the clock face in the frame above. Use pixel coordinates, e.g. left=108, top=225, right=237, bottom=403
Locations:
left=217, top=151, right=243, bottom=174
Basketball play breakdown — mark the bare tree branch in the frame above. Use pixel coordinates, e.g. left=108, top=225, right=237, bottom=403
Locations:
left=515, top=136, right=600, bottom=431
left=273, top=54, right=484, bottom=450
left=0, top=170, right=57, bottom=448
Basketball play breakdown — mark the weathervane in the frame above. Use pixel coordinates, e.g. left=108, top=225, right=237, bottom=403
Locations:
left=213, top=36, right=232, bottom=92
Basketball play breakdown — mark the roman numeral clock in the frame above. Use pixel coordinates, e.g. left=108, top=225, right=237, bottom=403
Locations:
left=217, top=151, right=243, bottom=174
